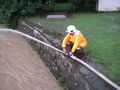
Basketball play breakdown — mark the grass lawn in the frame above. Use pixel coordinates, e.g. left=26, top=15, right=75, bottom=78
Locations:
left=26, top=12, right=120, bottom=85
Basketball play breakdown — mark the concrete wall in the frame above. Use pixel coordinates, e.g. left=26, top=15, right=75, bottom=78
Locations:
left=17, top=20, right=114, bottom=90
left=98, top=0, right=120, bottom=11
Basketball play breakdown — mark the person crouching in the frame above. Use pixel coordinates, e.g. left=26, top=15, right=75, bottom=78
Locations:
left=62, top=25, right=88, bottom=58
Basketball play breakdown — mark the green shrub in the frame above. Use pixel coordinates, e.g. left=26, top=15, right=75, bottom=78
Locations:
left=0, top=0, right=43, bottom=28
left=43, top=0, right=55, bottom=11
left=54, top=3, right=75, bottom=12
left=0, top=9, right=3, bottom=24
left=69, top=0, right=96, bottom=11
left=58, top=77, right=65, bottom=85
left=0, top=0, right=97, bottom=27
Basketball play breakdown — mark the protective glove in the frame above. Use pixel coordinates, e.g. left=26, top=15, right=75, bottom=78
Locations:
left=69, top=52, right=76, bottom=59
left=77, top=46, right=82, bottom=50
left=63, top=48, right=66, bottom=53
left=63, top=48, right=68, bottom=55
left=69, top=52, right=73, bottom=56
left=71, top=55, right=76, bottom=59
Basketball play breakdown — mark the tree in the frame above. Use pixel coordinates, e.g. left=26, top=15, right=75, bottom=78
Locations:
left=69, top=0, right=97, bottom=11
left=0, top=0, right=43, bottom=28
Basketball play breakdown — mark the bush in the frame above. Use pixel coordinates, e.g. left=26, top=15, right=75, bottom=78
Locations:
left=54, top=3, right=75, bottom=12
left=58, top=77, right=65, bottom=85
left=0, top=9, right=3, bottom=24
left=43, top=0, right=55, bottom=12
left=0, top=0, right=97, bottom=27
left=0, top=0, right=43, bottom=28
left=69, top=0, right=97, bottom=11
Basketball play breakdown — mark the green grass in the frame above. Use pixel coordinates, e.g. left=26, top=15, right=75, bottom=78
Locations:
left=26, top=12, right=120, bottom=85
left=58, top=77, right=65, bottom=85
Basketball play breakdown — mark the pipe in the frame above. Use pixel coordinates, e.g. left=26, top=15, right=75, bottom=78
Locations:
left=0, top=29, right=120, bottom=90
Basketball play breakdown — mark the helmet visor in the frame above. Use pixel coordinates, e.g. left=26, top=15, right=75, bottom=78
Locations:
left=66, top=29, right=75, bottom=33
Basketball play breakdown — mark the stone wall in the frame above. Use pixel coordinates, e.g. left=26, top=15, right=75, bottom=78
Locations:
left=17, top=20, right=114, bottom=90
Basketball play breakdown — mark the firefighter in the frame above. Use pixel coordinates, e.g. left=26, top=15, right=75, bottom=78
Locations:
left=62, top=25, right=88, bottom=58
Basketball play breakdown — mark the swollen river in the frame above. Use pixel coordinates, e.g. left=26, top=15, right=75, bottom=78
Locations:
left=0, top=30, right=63, bottom=90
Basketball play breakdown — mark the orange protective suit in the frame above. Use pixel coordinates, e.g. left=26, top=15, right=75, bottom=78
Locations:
left=62, top=33, right=87, bottom=53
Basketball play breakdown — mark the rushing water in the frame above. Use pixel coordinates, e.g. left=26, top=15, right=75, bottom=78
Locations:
left=0, top=30, right=63, bottom=90
left=0, top=29, right=63, bottom=53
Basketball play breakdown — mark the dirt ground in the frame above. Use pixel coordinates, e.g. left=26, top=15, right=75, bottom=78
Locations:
left=0, top=25, right=63, bottom=90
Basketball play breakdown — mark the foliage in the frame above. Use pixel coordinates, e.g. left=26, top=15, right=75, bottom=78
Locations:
left=54, top=3, right=75, bottom=12
left=0, top=0, right=97, bottom=27
left=58, top=77, right=65, bottom=85
left=42, top=1, right=74, bottom=12
left=69, top=0, right=97, bottom=11
left=44, top=0, right=55, bottom=11
left=0, top=0, right=42, bottom=28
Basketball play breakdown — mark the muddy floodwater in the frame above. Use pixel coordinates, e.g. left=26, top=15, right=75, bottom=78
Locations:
left=0, top=31, right=63, bottom=90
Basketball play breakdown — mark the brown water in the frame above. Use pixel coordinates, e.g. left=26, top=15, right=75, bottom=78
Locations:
left=0, top=28, right=63, bottom=90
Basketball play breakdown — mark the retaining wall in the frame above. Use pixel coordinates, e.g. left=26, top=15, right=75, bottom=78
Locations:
left=17, top=20, right=114, bottom=90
